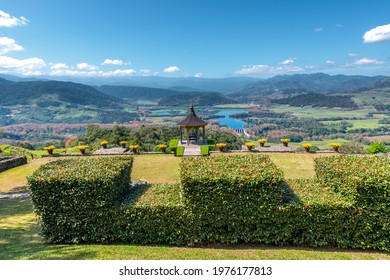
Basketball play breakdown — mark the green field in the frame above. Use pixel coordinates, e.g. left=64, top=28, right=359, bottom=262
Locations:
left=321, top=119, right=390, bottom=130
left=269, top=104, right=372, bottom=118
left=1, top=153, right=390, bottom=260
left=213, top=103, right=252, bottom=109
left=351, top=89, right=390, bottom=106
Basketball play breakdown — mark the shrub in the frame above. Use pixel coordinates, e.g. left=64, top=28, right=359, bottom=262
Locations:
left=129, top=144, right=139, bottom=153
left=156, top=144, right=167, bottom=152
left=28, top=156, right=133, bottom=243
left=77, top=145, right=89, bottom=154
left=280, top=138, right=290, bottom=146
left=207, top=139, right=216, bottom=151
left=301, top=143, right=312, bottom=152
left=180, top=155, right=284, bottom=242
left=119, top=141, right=128, bottom=148
left=367, top=142, right=389, bottom=154
left=314, top=155, right=390, bottom=207
left=43, top=145, right=55, bottom=154
left=245, top=142, right=255, bottom=151
left=339, top=142, right=366, bottom=154
left=200, top=145, right=209, bottom=156
left=257, top=138, right=267, bottom=147
left=278, top=179, right=390, bottom=251
left=175, top=146, right=184, bottom=157
left=330, top=143, right=341, bottom=152
left=216, top=143, right=227, bottom=151
left=169, top=138, right=179, bottom=153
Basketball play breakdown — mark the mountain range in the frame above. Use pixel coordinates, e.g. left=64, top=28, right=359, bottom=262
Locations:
left=0, top=73, right=389, bottom=112
left=228, top=73, right=388, bottom=99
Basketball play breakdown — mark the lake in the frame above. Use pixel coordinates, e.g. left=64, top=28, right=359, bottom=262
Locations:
left=214, top=109, right=251, bottom=129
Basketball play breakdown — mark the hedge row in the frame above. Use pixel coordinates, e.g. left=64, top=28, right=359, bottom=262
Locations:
left=180, top=155, right=285, bottom=242
left=29, top=155, right=389, bottom=251
left=28, top=156, right=133, bottom=243
left=0, top=156, right=27, bottom=172
left=314, top=155, right=390, bottom=207
left=115, top=180, right=389, bottom=250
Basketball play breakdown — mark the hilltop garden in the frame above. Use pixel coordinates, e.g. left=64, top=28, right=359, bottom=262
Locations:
left=25, top=154, right=389, bottom=251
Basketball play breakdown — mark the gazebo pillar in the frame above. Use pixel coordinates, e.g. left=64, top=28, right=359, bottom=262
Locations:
left=186, top=127, right=190, bottom=145
left=180, top=127, right=183, bottom=144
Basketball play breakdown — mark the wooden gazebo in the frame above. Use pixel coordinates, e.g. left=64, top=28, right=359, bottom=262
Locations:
left=178, top=105, right=207, bottom=145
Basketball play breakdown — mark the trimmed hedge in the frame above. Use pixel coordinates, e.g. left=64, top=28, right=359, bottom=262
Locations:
left=175, top=146, right=184, bottom=157
left=180, top=155, right=285, bottom=243
left=0, top=156, right=27, bottom=172
left=200, top=145, right=209, bottom=156
left=314, top=155, right=390, bottom=207
left=28, top=156, right=133, bottom=243
left=168, top=138, right=179, bottom=153
left=28, top=154, right=390, bottom=251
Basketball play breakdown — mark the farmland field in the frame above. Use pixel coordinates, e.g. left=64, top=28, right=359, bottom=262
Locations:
left=268, top=104, right=372, bottom=118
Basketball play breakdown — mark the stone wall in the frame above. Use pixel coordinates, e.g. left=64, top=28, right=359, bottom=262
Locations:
left=0, top=156, right=27, bottom=172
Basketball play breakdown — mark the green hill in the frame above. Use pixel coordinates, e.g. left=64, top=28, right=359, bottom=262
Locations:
left=158, top=91, right=236, bottom=106
left=273, top=93, right=358, bottom=109
left=0, top=80, right=124, bottom=108
left=97, top=85, right=184, bottom=100
left=0, top=79, right=137, bottom=125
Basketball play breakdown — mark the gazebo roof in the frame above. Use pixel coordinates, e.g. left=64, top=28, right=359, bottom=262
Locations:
left=178, top=105, right=207, bottom=127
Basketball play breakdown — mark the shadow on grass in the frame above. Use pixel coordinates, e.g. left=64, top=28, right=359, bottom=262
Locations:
left=0, top=198, right=34, bottom=217
left=281, top=181, right=300, bottom=204
left=122, top=183, right=151, bottom=206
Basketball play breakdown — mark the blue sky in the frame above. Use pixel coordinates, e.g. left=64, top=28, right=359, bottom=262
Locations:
left=1, top=0, right=390, bottom=78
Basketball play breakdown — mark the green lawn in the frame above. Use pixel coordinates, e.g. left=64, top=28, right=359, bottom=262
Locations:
left=1, top=153, right=390, bottom=260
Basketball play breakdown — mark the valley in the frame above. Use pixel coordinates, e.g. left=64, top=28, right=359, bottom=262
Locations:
left=0, top=73, right=389, bottom=150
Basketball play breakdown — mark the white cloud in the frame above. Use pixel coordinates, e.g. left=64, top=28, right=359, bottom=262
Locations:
left=363, top=23, right=390, bottom=43
left=77, top=62, right=98, bottom=71
left=348, top=53, right=358, bottom=57
left=325, top=60, right=335, bottom=64
left=49, top=68, right=136, bottom=77
left=0, top=10, right=28, bottom=27
left=194, top=72, right=203, bottom=78
left=163, top=66, right=181, bottom=73
left=102, top=69, right=136, bottom=76
left=353, top=58, right=384, bottom=65
left=235, top=64, right=303, bottom=75
left=280, top=58, right=295, bottom=65
left=140, top=69, right=151, bottom=75
left=314, top=27, right=324, bottom=32
left=343, top=58, right=385, bottom=68
left=304, top=65, right=320, bottom=69
left=0, top=56, right=46, bottom=75
left=50, top=63, right=69, bottom=70
left=335, top=24, right=344, bottom=28
left=0, top=37, right=24, bottom=54
left=102, top=59, right=124, bottom=65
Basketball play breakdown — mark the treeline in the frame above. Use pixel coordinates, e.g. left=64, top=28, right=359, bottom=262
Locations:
left=77, top=125, right=243, bottom=151
left=272, top=93, right=358, bottom=109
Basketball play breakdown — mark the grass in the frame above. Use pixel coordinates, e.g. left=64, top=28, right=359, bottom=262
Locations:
left=268, top=153, right=334, bottom=179
left=213, top=103, right=251, bottom=109
left=321, top=119, right=390, bottom=130
left=288, top=138, right=351, bottom=150
left=1, top=153, right=390, bottom=260
left=269, top=104, right=372, bottom=119
left=0, top=157, right=54, bottom=194
left=128, top=154, right=181, bottom=184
